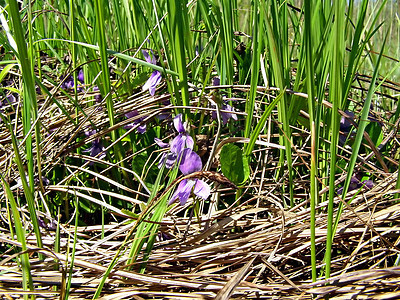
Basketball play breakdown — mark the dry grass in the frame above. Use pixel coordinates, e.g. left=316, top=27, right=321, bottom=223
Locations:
left=1, top=79, right=400, bottom=299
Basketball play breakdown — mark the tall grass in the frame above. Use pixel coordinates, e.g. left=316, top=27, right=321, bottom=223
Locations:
left=0, top=0, right=398, bottom=297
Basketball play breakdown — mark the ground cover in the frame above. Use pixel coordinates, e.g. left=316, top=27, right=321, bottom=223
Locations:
left=0, top=0, right=400, bottom=298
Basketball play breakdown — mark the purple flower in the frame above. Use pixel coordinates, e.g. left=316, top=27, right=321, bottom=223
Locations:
left=337, top=177, right=374, bottom=195
left=154, top=114, right=194, bottom=169
left=170, top=114, right=194, bottom=154
left=142, top=50, right=162, bottom=96
left=78, top=69, right=84, bottom=84
left=83, top=130, right=106, bottom=165
left=93, top=86, right=102, bottom=102
left=4, top=94, right=16, bottom=106
left=61, top=75, right=74, bottom=90
left=340, top=111, right=355, bottom=132
left=212, top=101, right=238, bottom=125
left=169, top=149, right=211, bottom=205
left=155, top=138, right=177, bottom=168
left=170, top=178, right=211, bottom=205
left=61, top=74, right=83, bottom=92
left=124, top=110, right=146, bottom=134
left=179, top=148, right=202, bottom=175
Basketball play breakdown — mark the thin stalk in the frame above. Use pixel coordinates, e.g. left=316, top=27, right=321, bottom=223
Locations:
left=304, top=0, right=317, bottom=281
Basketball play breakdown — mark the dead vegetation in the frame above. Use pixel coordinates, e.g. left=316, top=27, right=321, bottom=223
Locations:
left=1, top=79, right=400, bottom=299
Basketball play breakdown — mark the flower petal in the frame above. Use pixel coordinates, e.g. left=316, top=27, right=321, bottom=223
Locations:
left=125, top=110, right=139, bottom=119
left=78, top=69, right=84, bottom=83
left=179, top=148, right=202, bottom=175
left=185, top=135, right=194, bottom=149
left=158, top=152, right=177, bottom=169
left=340, top=111, right=355, bottom=132
left=173, top=114, right=185, bottom=133
left=143, top=71, right=162, bottom=96
left=142, top=49, right=157, bottom=65
left=142, top=50, right=151, bottom=64
left=170, top=134, right=185, bottom=154
left=137, top=124, right=147, bottom=134
left=170, top=179, right=196, bottom=205
left=154, top=138, right=170, bottom=148
left=362, top=180, right=374, bottom=189
left=193, top=179, right=211, bottom=200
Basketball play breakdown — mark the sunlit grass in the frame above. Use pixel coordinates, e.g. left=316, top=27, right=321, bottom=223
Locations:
left=0, top=0, right=399, bottom=298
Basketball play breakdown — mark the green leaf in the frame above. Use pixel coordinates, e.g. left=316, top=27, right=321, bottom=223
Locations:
left=220, top=144, right=249, bottom=185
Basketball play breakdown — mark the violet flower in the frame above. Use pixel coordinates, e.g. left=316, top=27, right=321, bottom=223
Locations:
left=93, top=86, right=102, bottom=102
left=339, top=110, right=355, bottom=146
left=142, top=50, right=162, bottom=96
left=170, top=148, right=211, bottom=205
left=337, top=177, right=374, bottom=195
left=83, top=130, right=106, bottom=165
left=124, top=110, right=146, bottom=134
left=340, top=111, right=355, bottom=132
left=170, top=114, right=194, bottom=154
left=212, top=101, right=238, bottom=125
left=61, top=70, right=84, bottom=91
left=61, top=75, right=74, bottom=90
left=155, top=114, right=194, bottom=169
left=78, top=69, right=84, bottom=84
left=211, top=77, right=237, bottom=125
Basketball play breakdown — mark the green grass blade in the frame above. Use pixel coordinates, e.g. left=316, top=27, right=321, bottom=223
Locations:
left=333, top=33, right=387, bottom=247
left=244, top=0, right=263, bottom=139
left=6, top=0, right=44, bottom=253
left=1, top=175, right=34, bottom=297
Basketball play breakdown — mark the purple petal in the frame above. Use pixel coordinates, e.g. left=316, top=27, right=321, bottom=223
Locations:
left=142, top=49, right=157, bottom=65
left=158, top=152, right=177, bottom=169
left=143, top=71, right=162, bottom=96
left=170, top=134, right=194, bottom=154
left=179, top=148, right=202, bottom=175
left=123, top=123, right=135, bottom=130
left=213, top=77, right=220, bottom=86
left=340, top=111, right=355, bottom=132
left=85, top=129, right=97, bottom=137
left=78, top=69, right=84, bottom=83
left=173, top=114, right=185, bottom=133
left=337, top=187, right=344, bottom=195
left=170, top=134, right=185, bottom=154
left=221, top=103, right=237, bottom=124
left=170, top=179, right=196, bottom=205
left=93, top=86, right=102, bottom=102
left=185, top=135, right=194, bottom=149
left=125, top=110, right=139, bottom=119
left=155, top=138, right=169, bottom=148
left=142, top=50, right=151, bottom=64
left=362, top=180, right=374, bottom=189
left=137, top=124, right=147, bottom=134
left=193, top=179, right=211, bottom=200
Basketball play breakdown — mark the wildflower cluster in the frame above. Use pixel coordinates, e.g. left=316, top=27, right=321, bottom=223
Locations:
left=155, top=114, right=210, bottom=205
